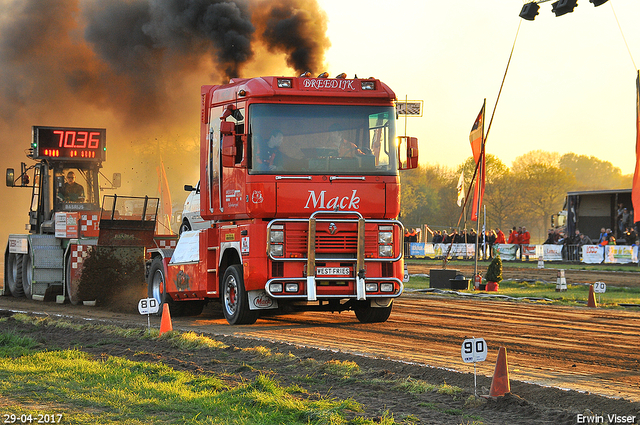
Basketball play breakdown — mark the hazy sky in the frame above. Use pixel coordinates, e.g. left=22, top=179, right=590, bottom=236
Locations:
left=318, top=0, right=640, bottom=175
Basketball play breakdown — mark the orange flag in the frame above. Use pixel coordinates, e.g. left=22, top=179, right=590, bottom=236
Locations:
left=469, top=103, right=485, bottom=221
left=469, top=104, right=485, bottom=164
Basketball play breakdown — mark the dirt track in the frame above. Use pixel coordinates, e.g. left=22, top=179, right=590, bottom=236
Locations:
left=1, top=263, right=639, bottom=423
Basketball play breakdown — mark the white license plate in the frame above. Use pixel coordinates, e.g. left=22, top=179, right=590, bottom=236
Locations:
left=316, top=267, right=350, bottom=276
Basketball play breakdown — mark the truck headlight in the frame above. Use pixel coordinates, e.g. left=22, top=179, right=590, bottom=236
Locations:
left=270, top=244, right=284, bottom=257
left=269, top=225, right=284, bottom=257
left=378, top=225, right=393, bottom=257
left=365, top=283, right=378, bottom=292
left=379, top=245, right=393, bottom=257
left=378, top=230, right=393, bottom=245
left=380, top=283, right=394, bottom=292
left=269, top=283, right=283, bottom=293
left=270, top=228, right=284, bottom=243
left=285, top=283, right=299, bottom=293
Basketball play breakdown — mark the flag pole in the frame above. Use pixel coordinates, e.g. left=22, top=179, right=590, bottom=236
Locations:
left=474, top=98, right=486, bottom=280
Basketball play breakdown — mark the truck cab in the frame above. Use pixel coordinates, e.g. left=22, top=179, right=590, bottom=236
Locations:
left=147, top=75, right=418, bottom=325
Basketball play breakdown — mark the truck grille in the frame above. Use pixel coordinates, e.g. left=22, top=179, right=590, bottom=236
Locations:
left=284, top=224, right=377, bottom=257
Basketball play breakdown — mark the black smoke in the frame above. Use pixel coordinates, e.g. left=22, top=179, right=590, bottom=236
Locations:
left=0, top=0, right=330, bottom=127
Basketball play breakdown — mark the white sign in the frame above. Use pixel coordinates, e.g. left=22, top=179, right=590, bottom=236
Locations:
left=594, top=282, right=607, bottom=294
left=396, top=101, right=423, bottom=116
left=461, top=338, right=487, bottom=363
left=138, top=298, right=160, bottom=315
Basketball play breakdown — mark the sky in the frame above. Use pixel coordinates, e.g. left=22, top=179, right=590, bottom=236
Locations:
left=318, top=0, right=640, bottom=175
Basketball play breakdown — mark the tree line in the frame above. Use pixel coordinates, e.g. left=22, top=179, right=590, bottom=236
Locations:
left=399, top=150, right=632, bottom=244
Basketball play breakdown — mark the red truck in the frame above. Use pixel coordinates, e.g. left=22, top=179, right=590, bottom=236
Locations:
left=146, top=74, right=418, bottom=324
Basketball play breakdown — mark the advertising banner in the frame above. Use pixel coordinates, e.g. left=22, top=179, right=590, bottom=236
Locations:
left=582, top=245, right=604, bottom=264
left=542, top=245, right=563, bottom=261
left=494, top=244, right=517, bottom=261
left=604, top=245, right=637, bottom=264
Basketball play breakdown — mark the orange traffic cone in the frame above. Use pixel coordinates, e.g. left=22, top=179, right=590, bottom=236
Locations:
left=159, top=303, right=173, bottom=335
left=489, top=347, right=510, bottom=397
left=587, top=284, right=597, bottom=308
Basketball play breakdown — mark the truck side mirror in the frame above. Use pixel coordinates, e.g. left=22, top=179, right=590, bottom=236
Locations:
left=220, top=121, right=236, bottom=168
left=112, top=173, right=121, bottom=188
left=184, top=184, right=194, bottom=191
left=6, top=168, right=14, bottom=187
left=397, top=136, right=419, bottom=170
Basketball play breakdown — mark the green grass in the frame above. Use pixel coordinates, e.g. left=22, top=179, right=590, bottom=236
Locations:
left=404, top=274, right=640, bottom=307
left=0, top=330, right=381, bottom=425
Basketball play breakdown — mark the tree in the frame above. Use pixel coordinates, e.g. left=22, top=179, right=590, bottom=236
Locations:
left=512, top=159, right=575, bottom=240
left=458, top=154, right=510, bottom=229
left=559, top=153, right=630, bottom=190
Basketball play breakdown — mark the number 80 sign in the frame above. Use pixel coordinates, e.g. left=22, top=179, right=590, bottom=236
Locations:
left=461, top=337, right=488, bottom=363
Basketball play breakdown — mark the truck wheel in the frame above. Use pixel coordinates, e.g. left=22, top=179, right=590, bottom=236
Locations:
left=221, top=265, right=258, bottom=325
left=179, top=221, right=191, bottom=235
left=21, top=253, right=33, bottom=299
left=6, top=253, right=25, bottom=298
left=354, top=301, right=393, bottom=323
left=147, top=257, right=170, bottom=315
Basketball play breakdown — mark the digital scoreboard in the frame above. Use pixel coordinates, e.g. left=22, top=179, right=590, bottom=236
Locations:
left=32, top=126, right=106, bottom=161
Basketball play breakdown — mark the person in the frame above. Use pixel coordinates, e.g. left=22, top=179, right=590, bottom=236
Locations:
left=543, top=229, right=556, bottom=245
left=598, top=228, right=615, bottom=246
left=598, top=227, right=607, bottom=245
left=619, top=208, right=630, bottom=235
left=520, top=226, right=530, bottom=260
left=495, top=228, right=506, bottom=244
left=507, top=226, right=518, bottom=244
left=624, top=227, right=637, bottom=246
left=486, top=229, right=496, bottom=259
left=328, top=127, right=365, bottom=157
left=577, top=232, right=593, bottom=247
left=59, top=171, right=85, bottom=202
left=256, top=131, right=284, bottom=170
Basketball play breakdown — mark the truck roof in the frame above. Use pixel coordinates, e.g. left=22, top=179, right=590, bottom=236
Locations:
left=205, top=75, right=396, bottom=105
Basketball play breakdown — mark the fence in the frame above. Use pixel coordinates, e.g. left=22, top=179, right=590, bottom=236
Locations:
left=407, top=243, right=639, bottom=265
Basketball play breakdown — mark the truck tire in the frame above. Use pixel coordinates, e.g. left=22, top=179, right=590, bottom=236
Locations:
left=147, top=257, right=171, bottom=315
left=6, top=253, right=25, bottom=298
left=179, top=221, right=191, bottom=235
left=354, top=301, right=393, bottom=323
left=21, top=253, right=33, bottom=299
left=221, top=265, right=258, bottom=325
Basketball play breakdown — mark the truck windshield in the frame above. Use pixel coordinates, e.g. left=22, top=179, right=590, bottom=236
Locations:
left=249, top=104, right=398, bottom=175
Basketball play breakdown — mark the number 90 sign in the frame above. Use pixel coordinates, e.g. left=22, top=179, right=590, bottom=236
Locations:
left=461, top=337, right=488, bottom=363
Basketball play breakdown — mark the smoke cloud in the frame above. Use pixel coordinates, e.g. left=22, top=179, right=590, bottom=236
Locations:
left=0, top=0, right=330, bottom=128
left=0, top=0, right=331, bottom=258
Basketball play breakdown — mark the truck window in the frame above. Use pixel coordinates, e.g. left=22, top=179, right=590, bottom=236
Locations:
left=53, top=167, right=97, bottom=210
left=248, top=104, right=398, bottom=175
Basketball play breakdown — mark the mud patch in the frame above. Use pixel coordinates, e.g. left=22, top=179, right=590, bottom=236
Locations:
left=76, top=246, right=147, bottom=311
